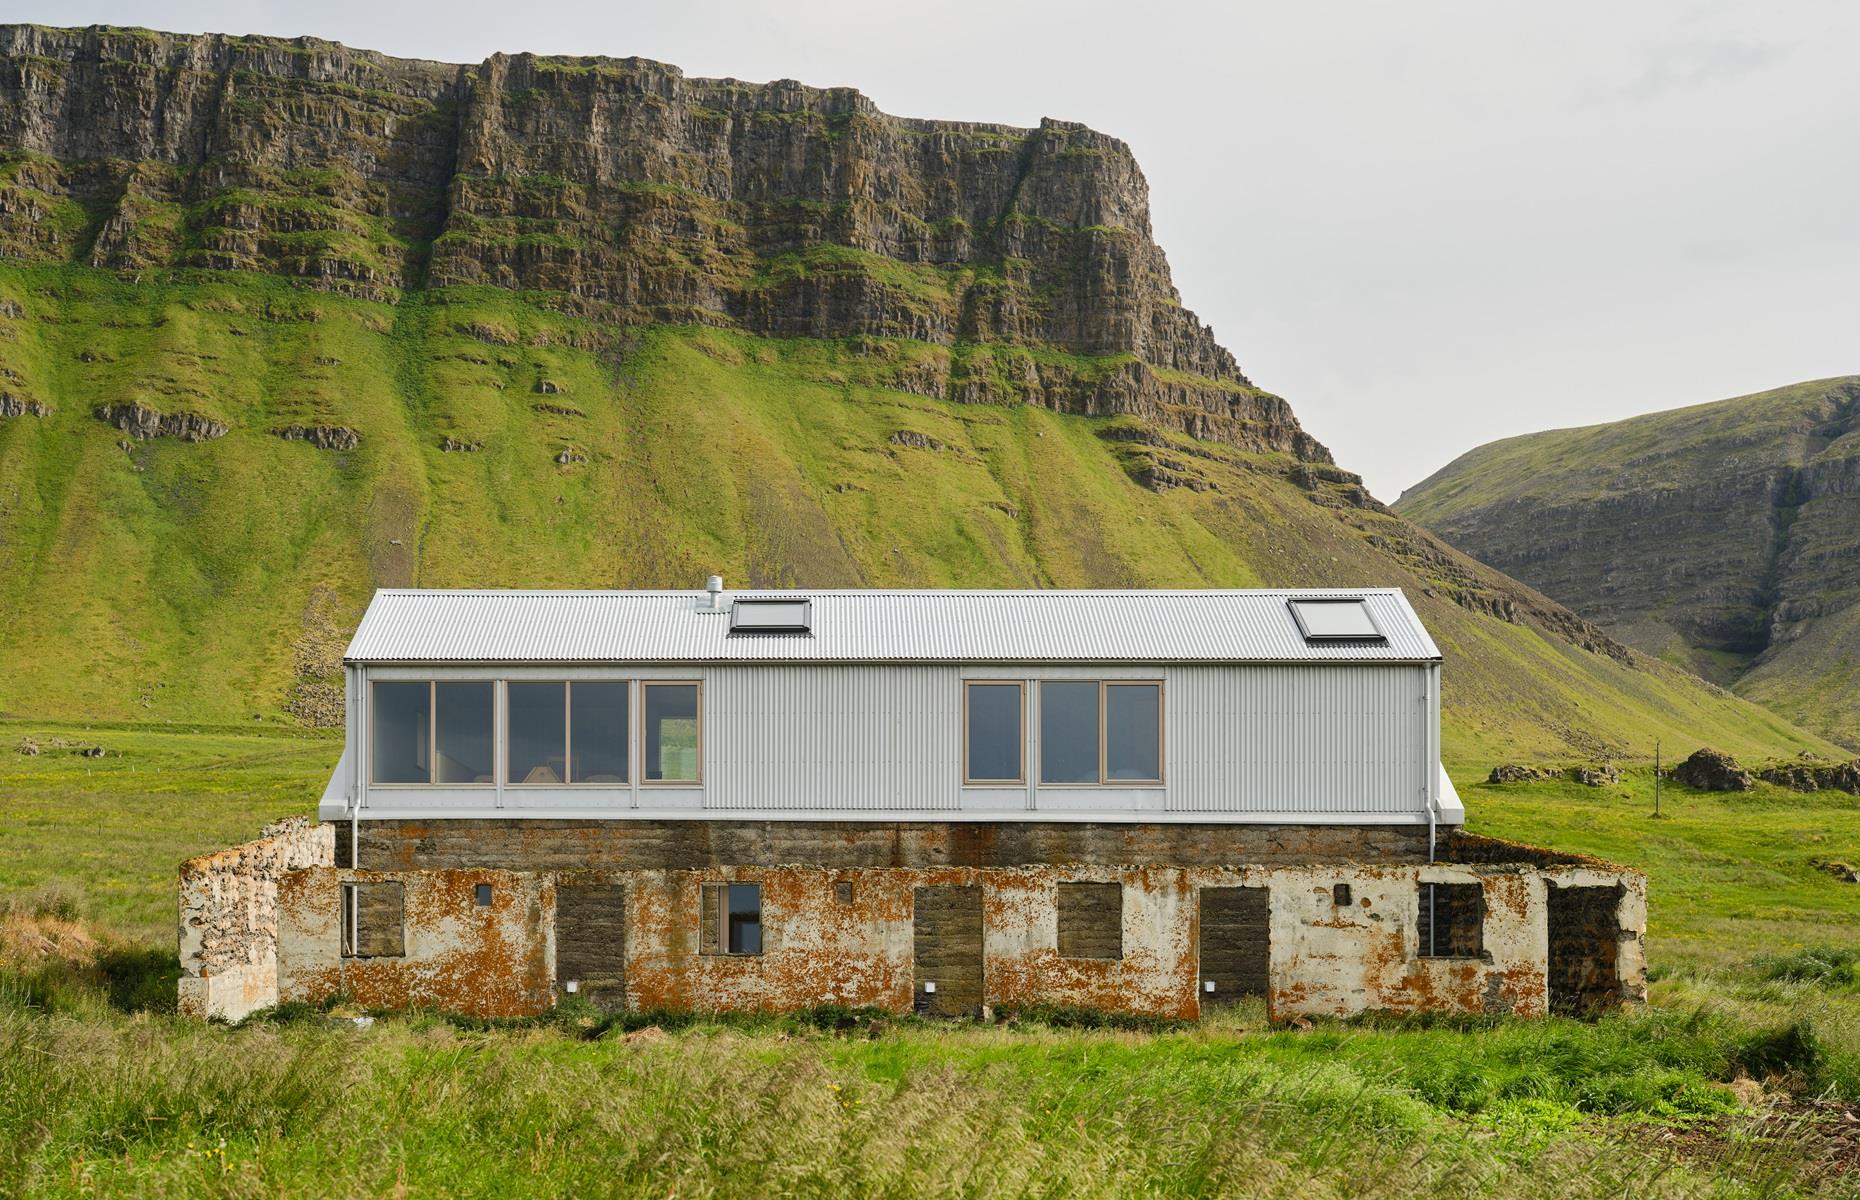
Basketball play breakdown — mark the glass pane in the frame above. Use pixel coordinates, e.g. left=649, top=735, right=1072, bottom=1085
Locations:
left=1105, top=684, right=1161, bottom=781
left=570, top=682, right=629, bottom=784
left=727, top=883, right=761, bottom=954
left=645, top=683, right=700, bottom=782
left=506, top=682, right=566, bottom=785
left=372, top=682, right=430, bottom=783
left=966, top=684, right=1022, bottom=781
left=1289, top=599, right=1381, bottom=640
left=1040, top=681, right=1100, bottom=784
left=434, top=682, right=495, bottom=784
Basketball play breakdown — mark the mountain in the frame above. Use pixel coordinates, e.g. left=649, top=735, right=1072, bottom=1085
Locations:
left=0, top=24, right=1835, bottom=763
left=1398, top=378, right=1860, bottom=748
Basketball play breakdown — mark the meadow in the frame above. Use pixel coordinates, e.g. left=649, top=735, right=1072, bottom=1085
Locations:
left=2, top=720, right=1858, bottom=1197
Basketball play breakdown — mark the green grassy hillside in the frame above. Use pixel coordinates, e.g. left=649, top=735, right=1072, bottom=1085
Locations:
left=1398, top=378, right=1860, bottom=748
left=0, top=265, right=1837, bottom=762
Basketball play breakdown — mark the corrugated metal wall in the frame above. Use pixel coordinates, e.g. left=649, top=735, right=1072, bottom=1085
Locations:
left=344, top=662, right=1431, bottom=819
left=706, top=666, right=958, bottom=812
left=1163, top=666, right=1425, bottom=814
left=703, top=663, right=1425, bottom=817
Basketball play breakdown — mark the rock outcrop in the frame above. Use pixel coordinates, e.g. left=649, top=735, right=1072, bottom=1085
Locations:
left=274, top=424, right=360, bottom=451
left=0, top=391, right=48, bottom=417
left=1672, top=748, right=1754, bottom=793
left=0, top=23, right=1321, bottom=463
left=1758, top=759, right=1860, bottom=795
left=94, top=402, right=227, bottom=442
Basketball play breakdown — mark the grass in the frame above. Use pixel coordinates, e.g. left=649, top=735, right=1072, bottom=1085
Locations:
left=0, top=732, right=1857, bottom=1195
left=1, top=988, right=1853, bottom=1198
left=0, top=721, right=336, bottom=938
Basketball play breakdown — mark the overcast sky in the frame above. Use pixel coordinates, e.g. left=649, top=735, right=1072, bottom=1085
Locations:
left=16, top=1, right=1858, bottom=498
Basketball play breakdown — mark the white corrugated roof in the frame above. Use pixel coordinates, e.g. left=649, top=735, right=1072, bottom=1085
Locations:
left=344, top=589, right=1440, bottom=664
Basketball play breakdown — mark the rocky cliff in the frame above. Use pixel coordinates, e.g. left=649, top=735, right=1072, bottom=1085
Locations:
left=0, top=23, right=1322, bottom=459
left=0, top=23, right=1836, bottom=763
left=1397, top=377, right=1860, bottom=747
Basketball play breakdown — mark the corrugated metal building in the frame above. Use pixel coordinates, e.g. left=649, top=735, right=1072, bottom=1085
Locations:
left=320, top=587, right=1462, bottom=828
left=179, top=586, right=1644, bottom=1025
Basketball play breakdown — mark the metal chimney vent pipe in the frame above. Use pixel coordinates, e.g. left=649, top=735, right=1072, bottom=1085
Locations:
left=705, top=575, right=724, bottom=611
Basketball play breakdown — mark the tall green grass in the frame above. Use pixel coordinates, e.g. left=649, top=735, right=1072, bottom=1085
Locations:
left=0, top=993, right=1846, bottom=1199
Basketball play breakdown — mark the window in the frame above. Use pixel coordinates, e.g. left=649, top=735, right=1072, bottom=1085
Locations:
left=964, top=681, right=1024, bottom=783
left=371, top=682, right=430, bottom=784
left=506, top=681, right=630, bottom=785
left=700, top=882, right=762, bottom=955
left=1038, top=680, right=1163, bottom=785
left=1040, top=681, right=1100, bottom=784
left=1288, top=598, right=1385, bottom=643
left=730, top=599, right=811, bottom=634
left=1056, top=882, right=1123, bottom=960
left=1418, top=882, right=1484, bottom=958
left=371, top=681, right=493, bottom=785
left=643, top=682, right=701, bottom=783
left=1105, top=684, right=1161, bottom=781
left=434, top=682, right=494, bottom=783
left=507, top=682, right=567, bottom=784
left=569, top=682, right=630, bottom=783
left=341, top=881, right=405, bottom=958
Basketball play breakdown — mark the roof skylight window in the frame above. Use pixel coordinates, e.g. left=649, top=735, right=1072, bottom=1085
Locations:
left=1287, top=598, right=1384, bottom=643
left=729, top=598, right=812, bottom=635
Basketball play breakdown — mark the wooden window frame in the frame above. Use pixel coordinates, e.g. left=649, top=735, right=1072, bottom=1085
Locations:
left=502, top=680, right=632, bottom=788
left=1036, top=679, right=1165, bottom=788
left=640, top=679, right=704, bottom=787
left=503, top=679, right=570, bottom=788
left=699, top=881, right=764, bottom=956
left=962, top=679, right=1026, bottom=786
left=369, top=680, right=496, bottom=789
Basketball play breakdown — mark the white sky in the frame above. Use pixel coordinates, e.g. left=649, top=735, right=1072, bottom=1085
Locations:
left=15, top=0, right=1859, bottom=499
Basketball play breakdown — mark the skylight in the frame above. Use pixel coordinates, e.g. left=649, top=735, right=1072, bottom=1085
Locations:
left=1287, top=598, right=1384, bottom=643
left=730, top=598, right=812, bottom=635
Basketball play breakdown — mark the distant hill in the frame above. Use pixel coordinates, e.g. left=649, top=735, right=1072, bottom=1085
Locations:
left=0, top=24, right=1834, bottom=763
left=1399, top=377, right=1860, bottom=748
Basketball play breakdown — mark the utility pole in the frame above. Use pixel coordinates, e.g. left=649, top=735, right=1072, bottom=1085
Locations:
left=1653, top=739, right=1662, bottom=819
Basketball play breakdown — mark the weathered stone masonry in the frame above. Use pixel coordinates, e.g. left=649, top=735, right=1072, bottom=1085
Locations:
left=185, top=819, right=1645, bottom=1023
left=176, top=816, right=334, bottom=1020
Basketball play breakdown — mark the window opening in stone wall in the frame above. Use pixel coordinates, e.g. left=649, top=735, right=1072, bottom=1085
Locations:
left=1417, top=882, right=1483, bottom=958
left=700, top=882, right=763, bottom=955
left=340, top=881, right=406, bottom=958
left=1056, top=882, right=1123, bottom=960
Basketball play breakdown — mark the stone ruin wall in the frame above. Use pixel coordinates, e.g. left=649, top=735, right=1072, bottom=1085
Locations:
left=181, top=819, right=1645, bottom=1023
left=176, top=816, right=335, bottom=1020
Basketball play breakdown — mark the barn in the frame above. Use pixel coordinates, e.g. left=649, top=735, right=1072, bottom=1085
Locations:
left=178, top=585, right=1644, bottom=1022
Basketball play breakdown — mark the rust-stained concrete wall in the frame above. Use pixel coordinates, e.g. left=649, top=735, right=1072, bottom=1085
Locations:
left=273, top=857, right=1647, bottom=1022
left=277, top=869, right=553, bottom=1015
left=177, top=817, right=334, bottom=1020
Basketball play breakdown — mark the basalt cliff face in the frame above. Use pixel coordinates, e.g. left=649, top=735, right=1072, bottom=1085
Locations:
left=1398, top=378, right=1860, bottom=747
left=0, top=24, right=1318, bottom=459
left=0, top=24, right=1835, bottom=763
